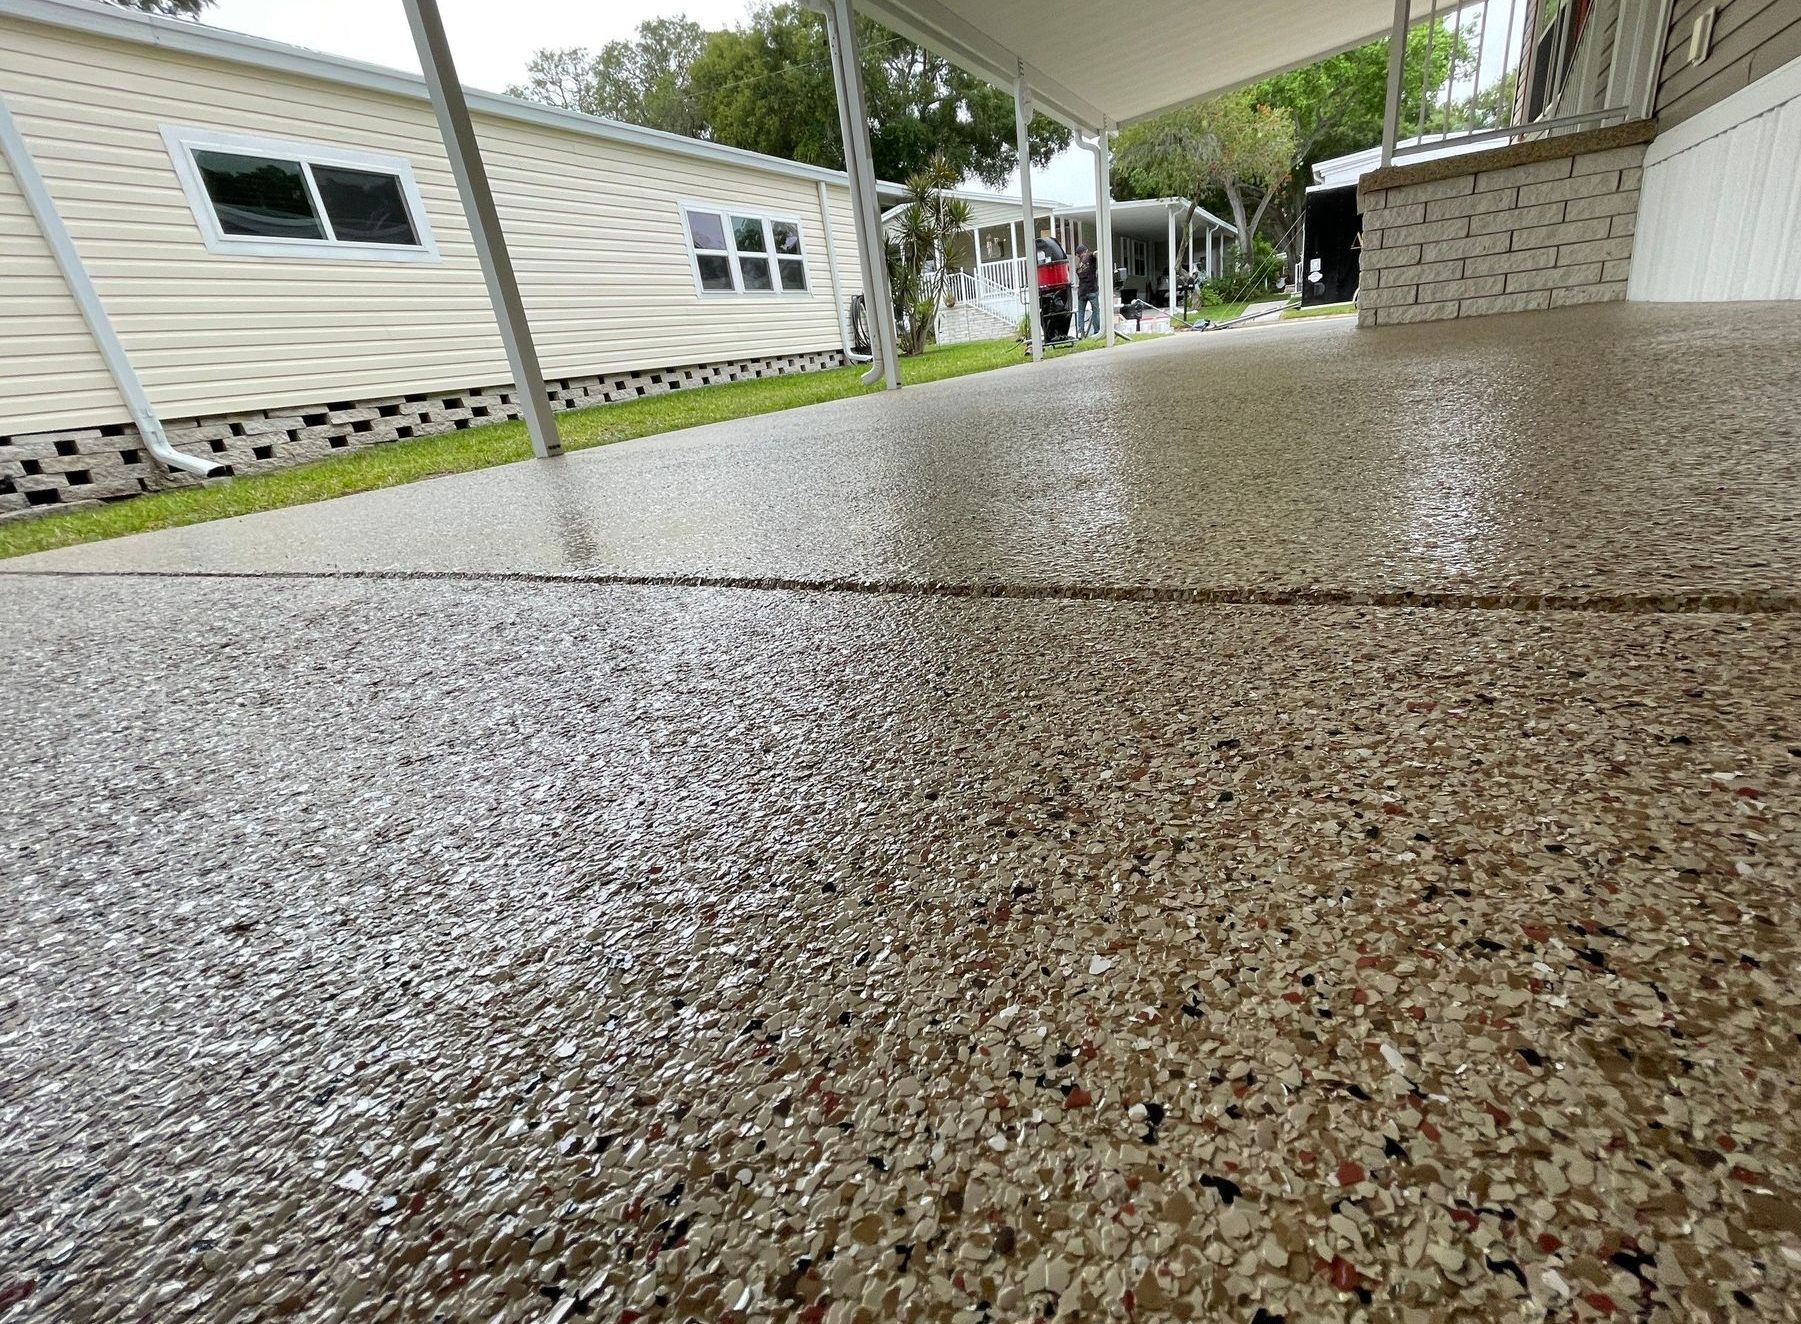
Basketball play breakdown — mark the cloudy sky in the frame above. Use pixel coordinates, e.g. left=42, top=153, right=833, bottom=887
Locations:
left=202, top=0, right=1096, bottom=203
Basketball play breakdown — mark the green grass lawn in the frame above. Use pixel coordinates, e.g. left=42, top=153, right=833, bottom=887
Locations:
left=0, top=336, right=1099, bottom=561
left=1282, top=301, right=1358, bottom=320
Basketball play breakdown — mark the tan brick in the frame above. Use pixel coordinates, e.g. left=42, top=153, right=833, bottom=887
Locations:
left=1378, top=300, right=1462, bottom=324
left=1356, top=306, right=1379, bottom=329
left=3, top=437, right=64, bottom=461
left=1363, top=201, right=1425, bottom=230
left=38, top=451, right=125, bottom=475
left=1465, top=247, right=1558, bottom=277
left=1610, top=212, right=1637, bottom=238
left=1361, top=284, right=1419, bottom=309
left=1385, top=173, right=1478, bottom=206
left=239, top=415, right=305, bottom=436
left=1420, top=274, right=1506, bottom=301
left=1386, top=216, right=1472, bottom=246
left=1519, top=170, right=1623, bottom=206
left=71, top=477, right=144, bottom=501
left=1505, top=262, right=1606, bottom=293
left=326, top=407, right=380, bottom=424
left=1421, top=231, right=1512, bottom=262
left=1476, top=157, right=1572, bottom=191
left=1550, top=281, right=1629, bottom=307
left=1564, top=190, right=1640, bottom=220
left=1408, top=259, right=1468, bottom=285
left=1361, top=243, right=1422, bottom=270
left=1558, top=236, right=1634, bottom=265
left=1356, top=185, right=1386, bottom=214
left=1571, top=144, right=1649, bottom=175
left=1620, top=166, right=1642, bottom=190
left=165, top=423, right=233, bottom=446
left=1460, top=289, right=1553, bottom=316
left=1602, top=258, right=1633, bottom=282
left=1511, top=217, right=1612, bottom=249
left=1425, top=187, right=1519, bottom=220
left=1471, top=201, right=1565, bottom=235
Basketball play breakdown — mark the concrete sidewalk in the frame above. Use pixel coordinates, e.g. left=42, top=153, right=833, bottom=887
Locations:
left=4, top=304, right=1800, bottom=1324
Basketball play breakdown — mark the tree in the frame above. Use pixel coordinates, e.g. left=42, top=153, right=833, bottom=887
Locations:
left=883, top=156, right=971, bottom=356
left=108, top=0, right=210, bottom=13
left=1112, top=92, right=1296, bottom=255
left=509, top=4, right=1068, bottom=186
left=506, top=18, right=708, bottom=138
left=1248, top=19, right=1476, bottom=239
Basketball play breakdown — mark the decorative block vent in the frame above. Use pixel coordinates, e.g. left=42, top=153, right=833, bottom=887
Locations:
left=0, top=348, right=847, bottom=522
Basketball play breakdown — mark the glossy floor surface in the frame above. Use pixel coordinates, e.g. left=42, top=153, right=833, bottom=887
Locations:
left=4, top=307, right=1799, bottom=1324
left=12, top=303, right=1801, bottom=607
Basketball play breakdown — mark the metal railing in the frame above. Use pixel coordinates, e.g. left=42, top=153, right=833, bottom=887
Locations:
left=936, top=267, right=1027, bottom=343
left=1381, top=0, right=1662, bottom=166
left=976, top=256, right=1031, bottom=296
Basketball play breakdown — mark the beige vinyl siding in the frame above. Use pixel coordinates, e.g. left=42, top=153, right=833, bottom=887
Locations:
left=1656, top=0, right=1801, bottom=125
left=0, top=14, right=859, bottom=435
left=0, top=148, right=126, bottom=435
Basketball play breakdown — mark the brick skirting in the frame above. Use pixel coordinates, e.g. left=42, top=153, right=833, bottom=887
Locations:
left=0, top=348, right=847, bottom=522
left=1356, top=122, right=1654, bottom=327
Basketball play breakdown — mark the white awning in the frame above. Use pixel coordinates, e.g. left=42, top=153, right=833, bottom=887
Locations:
left=856, top=0, right=1433, bottom=131
left=1052, top=197, right=1233, bottom=243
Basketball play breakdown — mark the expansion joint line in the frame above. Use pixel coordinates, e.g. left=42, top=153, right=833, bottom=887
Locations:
left=4, top=568, right=1798, bottom=616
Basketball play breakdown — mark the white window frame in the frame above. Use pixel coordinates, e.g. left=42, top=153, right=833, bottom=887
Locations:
left=679, top=202, right=813, bottom=299
left=161, top=125, right=439, bottom=264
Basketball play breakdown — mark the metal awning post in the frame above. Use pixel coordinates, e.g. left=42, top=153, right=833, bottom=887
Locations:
left=1013, top=64, right=1044, bottom=362
left=1166, top=205, right=1178, bottom=320
left=401, top=0, right=560, bottom=457
left=1380, top=0, right=1410, bottom=166
left=820, top=0, right=900, bottom=389
left=1097, top=121, right=1115, bottom=347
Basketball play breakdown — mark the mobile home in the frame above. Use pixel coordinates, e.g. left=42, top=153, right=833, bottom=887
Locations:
left=0, top=0, right=864, bottom=516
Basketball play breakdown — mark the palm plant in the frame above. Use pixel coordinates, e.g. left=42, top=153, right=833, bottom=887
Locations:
left=884, top=156, right=971, bottom=356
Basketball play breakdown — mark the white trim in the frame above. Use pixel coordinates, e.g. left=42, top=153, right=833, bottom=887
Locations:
left=1645, top=52, right=1801, bottom=165
left=1, top=0, right=852, bottom=188
left=161, top=125, right=440, bottom=263
left=679, top=201, right=815, bottom=299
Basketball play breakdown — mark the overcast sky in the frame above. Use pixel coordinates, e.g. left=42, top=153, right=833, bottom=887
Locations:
left=202, top=0, right=1096, bottom=203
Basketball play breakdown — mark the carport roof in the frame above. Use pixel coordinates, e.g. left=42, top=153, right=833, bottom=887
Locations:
left=1052, top=197, right=1233, bottom=242
left=856, top=0, right=1434, bottom=130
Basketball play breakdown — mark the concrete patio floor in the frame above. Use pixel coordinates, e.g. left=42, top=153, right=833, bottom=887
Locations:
left=3, top=304, right=1800, bottom=1323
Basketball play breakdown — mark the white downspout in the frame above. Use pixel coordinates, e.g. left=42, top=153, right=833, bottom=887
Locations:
left=0, top=92, right=225, bottom=480
left=817, top=179, right=864, bottom=362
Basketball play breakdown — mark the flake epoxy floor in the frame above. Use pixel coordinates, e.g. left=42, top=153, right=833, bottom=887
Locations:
left=5, top=304, right=1801, bottom=1323
left=3, top=577, right=1798, bottom=1324
left=12, top=303, right=1801, bottom=606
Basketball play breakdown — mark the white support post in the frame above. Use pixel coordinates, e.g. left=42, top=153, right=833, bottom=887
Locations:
left=1381, top=0, right=1410, bottom=166
left=821, top=0, right=899, bottom=389
left=1014, top=66, right=1044, bottom=362
left=401, top=0, right=560, bottom=458
left=1166, top=206, right=1178, bottom=320
left=1097, top=120, right=1116, bottom=347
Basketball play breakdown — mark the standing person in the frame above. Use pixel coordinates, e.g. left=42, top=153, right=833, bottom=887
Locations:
left=1075, top=243, right=1101, bottom=338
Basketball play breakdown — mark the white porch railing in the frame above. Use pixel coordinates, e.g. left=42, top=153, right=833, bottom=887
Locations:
left=936, top=268, right=1026, bottom=343
left=976, top=256, right=1031, bottom=296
